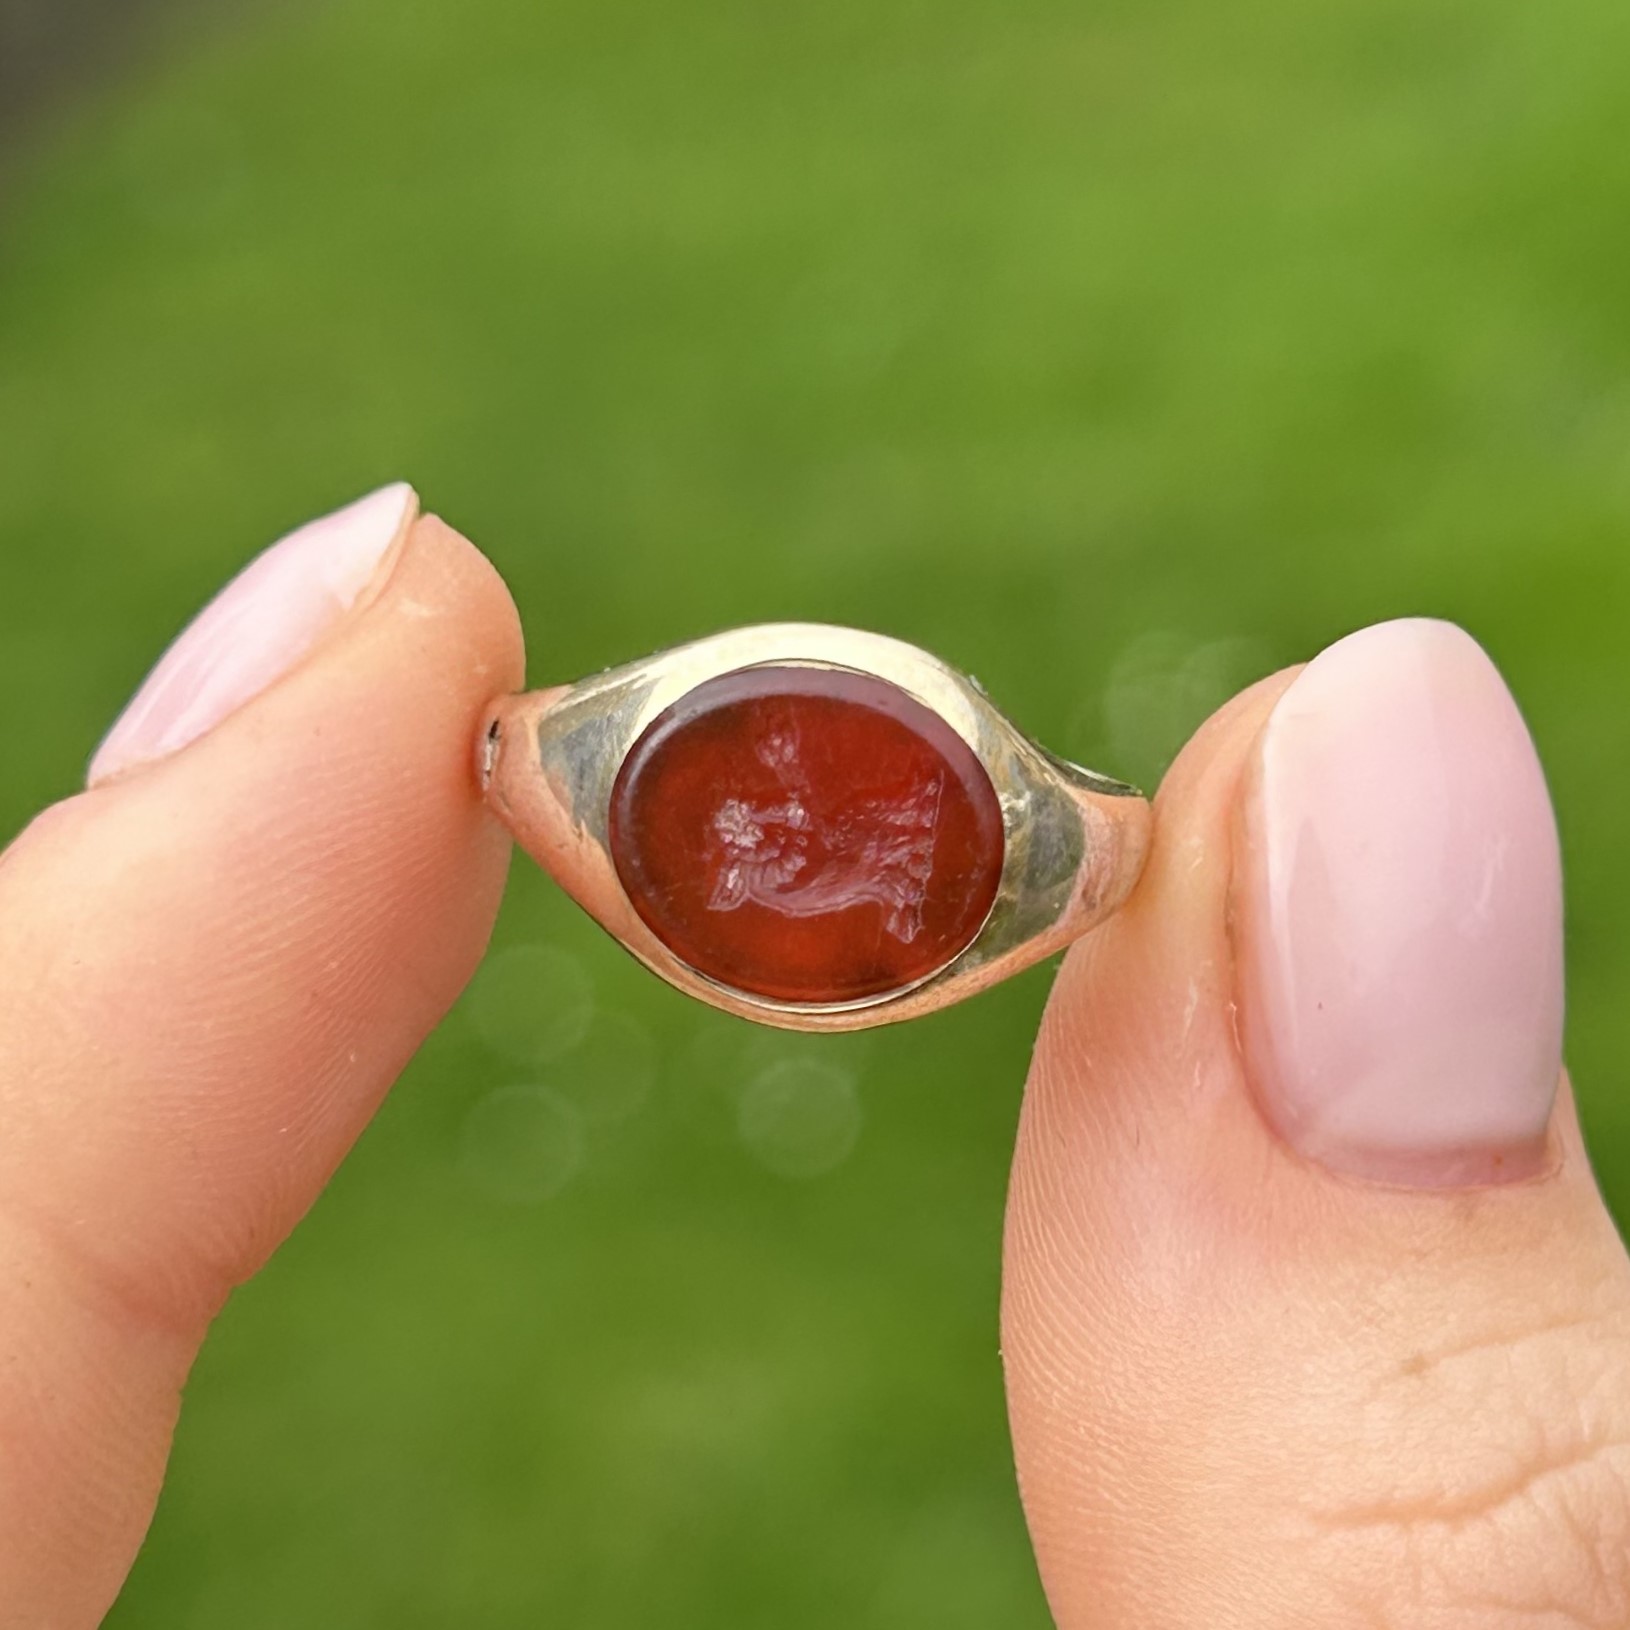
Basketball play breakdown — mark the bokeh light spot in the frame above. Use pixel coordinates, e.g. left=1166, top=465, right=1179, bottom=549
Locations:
left=463, top=943, right=593, bottom=1066
left=458, top=1084, right=586, bottom=1205
left=1087, top=630, right=1273, bottom=790
left=550, top=1008, right=659, bottom=1124
left=737, top=1057, right=862, bottom=1179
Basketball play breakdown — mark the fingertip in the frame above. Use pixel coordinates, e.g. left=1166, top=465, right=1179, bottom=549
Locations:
left=1003, top=637, right=1628, bottom=1628
left=399, top=510, right=527, bottom=694
left=0, top=500, right=531, bottom=1622
left=0, top=501, right=528, bottom=1301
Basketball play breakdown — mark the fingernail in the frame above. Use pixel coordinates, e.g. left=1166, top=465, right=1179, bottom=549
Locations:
left=89, top=485, right=417, bottom=787
left=1236, top=619, right=1565, bottom=1187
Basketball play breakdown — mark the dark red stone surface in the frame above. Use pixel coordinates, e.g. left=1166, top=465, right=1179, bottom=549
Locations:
left=609, top=665, right=1005, bottom=1003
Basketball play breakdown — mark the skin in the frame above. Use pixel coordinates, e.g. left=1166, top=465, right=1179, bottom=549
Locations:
left=1, top=516, right=1627, bottom=1627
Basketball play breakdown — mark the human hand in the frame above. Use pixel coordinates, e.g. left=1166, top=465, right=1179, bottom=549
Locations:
left=1, top=489, right=1624, bottom=1627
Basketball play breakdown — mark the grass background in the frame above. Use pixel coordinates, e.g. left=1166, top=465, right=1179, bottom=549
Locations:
left=2, top=0, right=1629, bottom=1622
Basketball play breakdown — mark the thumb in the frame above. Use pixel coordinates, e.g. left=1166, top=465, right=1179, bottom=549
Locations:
left=1003, top=620, right=1630, bottom=1628
left=0, top=488, right=523, bottom=1625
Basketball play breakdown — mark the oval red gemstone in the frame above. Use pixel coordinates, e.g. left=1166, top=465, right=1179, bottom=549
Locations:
left=608, top=665, right=1005, bottom=1004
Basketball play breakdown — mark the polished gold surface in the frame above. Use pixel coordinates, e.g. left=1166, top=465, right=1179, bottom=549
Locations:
left=481, top=624, right=1152, bottom=1030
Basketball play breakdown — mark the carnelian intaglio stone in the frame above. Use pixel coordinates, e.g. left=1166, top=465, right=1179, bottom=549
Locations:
left=608, top=664, right=1006, bottom=1004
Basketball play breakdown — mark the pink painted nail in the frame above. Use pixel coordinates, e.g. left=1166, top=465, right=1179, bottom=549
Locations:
left=1236, top=619, right=1565, bottom=1187
left=89, top=485, right=417, bottom=787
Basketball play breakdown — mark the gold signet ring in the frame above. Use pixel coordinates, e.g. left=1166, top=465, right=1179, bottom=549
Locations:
left=480, top=624, right=1151, bottom=1032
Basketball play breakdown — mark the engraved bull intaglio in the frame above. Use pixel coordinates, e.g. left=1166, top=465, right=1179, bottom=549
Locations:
left=705, top=726, right=945, bottom=943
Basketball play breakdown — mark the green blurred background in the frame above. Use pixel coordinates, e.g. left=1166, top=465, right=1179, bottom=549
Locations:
left=3, top=0, right=1628, bottom=1622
